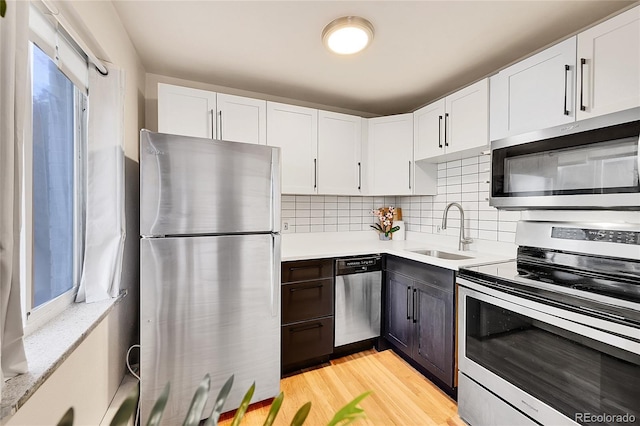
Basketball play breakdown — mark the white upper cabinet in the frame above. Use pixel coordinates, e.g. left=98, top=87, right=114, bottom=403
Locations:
left=158, top=83, right=216, bottom=139
left=414, top=99, right=445, bottom=160
left=367, top=114, right=414, bottom=195
left=414, top=79, right=488, bottom=161
left=576, top=5, right=640, bottom=120
left=266, top=102, right=318, bottom=194
left=216, top=93, right=267, bottom=145
left=317, top=111, right=363, bottom=195
left=490, top=37, right=577, bottom=141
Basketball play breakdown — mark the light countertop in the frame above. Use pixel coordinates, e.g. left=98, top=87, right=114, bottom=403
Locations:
left=282, top=231, right=515, bottom=270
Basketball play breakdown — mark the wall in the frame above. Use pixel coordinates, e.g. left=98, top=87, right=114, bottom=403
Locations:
left=7, top=0, right=145, bottom=423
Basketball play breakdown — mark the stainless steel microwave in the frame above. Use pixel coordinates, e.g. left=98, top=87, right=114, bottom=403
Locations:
left=490, top=107, right=640, bottom=210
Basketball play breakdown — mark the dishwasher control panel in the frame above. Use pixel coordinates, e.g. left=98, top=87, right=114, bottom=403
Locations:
left=336, top=256, right=382, bottom=275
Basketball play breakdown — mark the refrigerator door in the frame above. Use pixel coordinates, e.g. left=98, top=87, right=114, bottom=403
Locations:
left=140, top=233, right=281, bottom=425
left=140, top=130, right=280, bottom=236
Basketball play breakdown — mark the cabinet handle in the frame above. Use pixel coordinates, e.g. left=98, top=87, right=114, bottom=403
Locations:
left=580, top=58, right=586, bottom=112
left=288, top=265, right=321, bottom=273
left=412, top=288, right=417, bottom=324
left=289, top=322, right=323, bottom=333
left=219, top=110, right=223, bottom=139
left=290, top=283, right=323, bottom=292
left=357, top=162, right=362, bottom=190
left=438, top=115, right=443, bottom=149
left=210, top=109, right=215, bottom=139
left=408, top=161, right=412, bottom=190
left=563, top=65, right=570, bottom=116
left=444, top=113, right=449, bottom=147
left=314, top=158, right=317, bottom=189
left=406, top=286, right=412, bottom=320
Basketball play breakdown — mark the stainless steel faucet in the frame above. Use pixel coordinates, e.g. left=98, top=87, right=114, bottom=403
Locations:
left=442, top=202, right=473, bottom=251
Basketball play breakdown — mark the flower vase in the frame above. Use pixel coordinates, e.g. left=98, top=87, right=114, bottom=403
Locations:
left=379, top=233, right=391, bottom=241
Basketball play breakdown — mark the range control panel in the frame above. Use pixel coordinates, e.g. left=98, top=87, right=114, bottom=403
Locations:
left=551, top=227, right=640, bottom=245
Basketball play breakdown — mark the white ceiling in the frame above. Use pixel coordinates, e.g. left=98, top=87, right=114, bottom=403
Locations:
left=112, top=0, right=636, bottom=116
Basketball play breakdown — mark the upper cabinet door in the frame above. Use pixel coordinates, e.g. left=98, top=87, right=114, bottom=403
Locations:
left=577, top=6, right=640, bottom=120
left=490, top=38, right=576, bottom=141
left=367, top=114, right=413, bottom=196
left=216, top=93, right=267, bottom=145
left=317, top=110, right=362, bottom=195
left=414, top=99, right=445, bottom=161
left=158, top=83, right=216, bottom=139
left=266, top=102, right=318, bottom=195
left=445, top=79, right=489, bottom=154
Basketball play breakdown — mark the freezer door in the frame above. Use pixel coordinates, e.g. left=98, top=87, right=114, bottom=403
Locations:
left=140, top=234, right=281, bottom=425
left=140, top=130, right=280, bottom=236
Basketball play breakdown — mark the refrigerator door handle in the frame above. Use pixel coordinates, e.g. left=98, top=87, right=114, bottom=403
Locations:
left=271, top=147, right=281, bottom=232
left=272, top=234, right=281, bottom=317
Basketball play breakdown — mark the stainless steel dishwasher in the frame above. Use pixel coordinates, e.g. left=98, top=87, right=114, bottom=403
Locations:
left=334, top=255, right=382, bottom=347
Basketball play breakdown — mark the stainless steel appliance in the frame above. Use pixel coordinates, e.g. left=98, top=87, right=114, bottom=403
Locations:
left=139, top=130, right=281, bottom=425
left=457, top=220, right=640, bottom=426
left=490, top=107, right=640, bottom=210
left=334, top=255, right=382, bottom=347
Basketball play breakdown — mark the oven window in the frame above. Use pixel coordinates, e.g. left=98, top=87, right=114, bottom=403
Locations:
left=465, top=297, right=640, bottom=425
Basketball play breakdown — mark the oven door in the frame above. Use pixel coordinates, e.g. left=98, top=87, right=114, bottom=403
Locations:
left=490, top=107, right=640, bottom=210
left=458, top=278, right=640, bottom=426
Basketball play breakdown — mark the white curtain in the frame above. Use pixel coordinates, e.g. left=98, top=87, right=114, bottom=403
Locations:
left=0, top=0, right=30, bottom=392
left=76, top=64, right=126, bottom=303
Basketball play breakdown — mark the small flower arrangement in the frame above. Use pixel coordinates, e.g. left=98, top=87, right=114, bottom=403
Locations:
left=370, top=206, right=400, bottom=238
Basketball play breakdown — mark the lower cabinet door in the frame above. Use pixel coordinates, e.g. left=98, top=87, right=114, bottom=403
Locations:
left=384, top=271, right=413, bottom=357
left=413, top=280, right=454, bottom=387
left=281, top=317, right=334, bottom=367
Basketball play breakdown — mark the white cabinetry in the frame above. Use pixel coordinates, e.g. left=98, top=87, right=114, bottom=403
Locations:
left=490, top=6, right=640, bottom=139
left=266, top=102, right=318, bottom=194
left=317, top=111, right=363, bottom=195
left=158, top=83, right=216, bottom=139
left=414, top=79, right=488, bottom=161
left=157, top=83, right=266, bottom=145
left=216, top=93, right=266, bottom=145
left=366, top=114, right=414, bottom=195
left=490, top=37, right=577, bottom=141
left=577, top=5, right=640, bottom=120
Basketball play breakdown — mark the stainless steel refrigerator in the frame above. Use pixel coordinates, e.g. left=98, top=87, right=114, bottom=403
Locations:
left=139, top=130, right=281, bottom=425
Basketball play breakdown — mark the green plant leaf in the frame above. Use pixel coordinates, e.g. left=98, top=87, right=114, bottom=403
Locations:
left=56, top=407, right=74, bottom=426
left=290, top=401, right=311, bottom=426
left=203, top=374, right=234, bottom=426
left=110, top=385, right=140, bottom=426
left=183, top=374, right=211, bottom=426
left=0, top=0, right=6, bottom=18
left=262, top=392, right=284, bottom=426
left=326, top=391, right=371, bottom=426
left=230, top=382, right=255, bottom=426
left=390, top=226, right=400, bottom=233
left=146, top=382, right=170, bottom=426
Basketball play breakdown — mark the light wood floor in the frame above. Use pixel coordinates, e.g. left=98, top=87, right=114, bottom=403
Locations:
left=220, top=349, right=466, bottom=426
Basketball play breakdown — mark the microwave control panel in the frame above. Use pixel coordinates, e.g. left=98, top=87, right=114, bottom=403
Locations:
left=551, top=227, right=640, bottom=245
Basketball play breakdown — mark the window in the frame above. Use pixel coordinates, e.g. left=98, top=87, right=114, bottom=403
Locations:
left=22, top=39, right=87, bottom=331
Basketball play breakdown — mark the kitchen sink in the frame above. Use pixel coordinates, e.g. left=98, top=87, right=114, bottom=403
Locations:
left=409, top=249, right=473, bottom=260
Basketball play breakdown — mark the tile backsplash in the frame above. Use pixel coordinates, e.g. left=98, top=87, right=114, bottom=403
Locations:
left=282, top=154, right=521, bottom=243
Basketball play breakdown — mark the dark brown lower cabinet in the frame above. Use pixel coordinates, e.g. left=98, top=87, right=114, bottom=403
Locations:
left=384, top=255, right=456, bottom=392
left=281, top=259, right=334, bottom=374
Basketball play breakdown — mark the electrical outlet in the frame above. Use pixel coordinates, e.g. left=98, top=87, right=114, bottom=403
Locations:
left=436, top=225, right=442, bottom=233
left=283, top=221, right=289, bottom=231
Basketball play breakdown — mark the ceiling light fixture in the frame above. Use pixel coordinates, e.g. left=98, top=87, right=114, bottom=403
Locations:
left=322, top=16, right=374, bottom=55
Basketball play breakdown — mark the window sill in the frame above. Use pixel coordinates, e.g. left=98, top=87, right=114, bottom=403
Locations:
left=0, top=291, right=126, bottom=421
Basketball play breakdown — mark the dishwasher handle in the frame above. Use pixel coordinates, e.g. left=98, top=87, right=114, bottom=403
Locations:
left=335, top=255, right=382, bottom=276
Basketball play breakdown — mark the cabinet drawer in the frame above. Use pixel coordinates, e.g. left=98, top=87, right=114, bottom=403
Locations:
left=281, top=317, right=334, bottom=367
left=385, top=255, right=455, bottom=292
left=281, top=259, right=333, bottom=283
left=282, top=279, right=333, bottom=324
